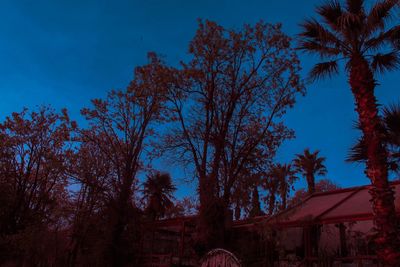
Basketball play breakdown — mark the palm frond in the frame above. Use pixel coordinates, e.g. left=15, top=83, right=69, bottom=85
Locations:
left=371, top=51, right=400, bottom=73
left=298, top=40, right=341, bottom=58
left=347, top=137, right=367, bottom=162
left=386, top=25, right=400, bottom=49
left=337, top=11, right=365, bottom=33
left=382, top=103, right=400, bottom=145
left=346, top=0, right=364, bottom=14
left=366, top=0, right=398, bottom=34
left=300, top=18, right=342, bottom=45
left=365, top=25, right=400, bottom=52
left=317, top=0, right=343, bottom=32
left=365, top=32, right=392, bottom=52
left=309, top=60, right=339, bottom=81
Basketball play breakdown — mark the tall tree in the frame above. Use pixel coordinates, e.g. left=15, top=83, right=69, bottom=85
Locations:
left=66, top=140, right=114, bottom=266
left=293, top=149, right=327, bottom=194
left=142, top=172, right=176, bottom=220
left=79, top=53, right=170, bottom=266
left=163, top=20, right=304, bottom=252
left=0, top=107, right=72, bottom=266
left=298, top=0, right=400, bottom=263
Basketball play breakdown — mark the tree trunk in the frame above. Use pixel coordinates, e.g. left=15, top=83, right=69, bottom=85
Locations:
left=108, top=174, right=134, bottom=267
left=349, top=54, right=400, bottom=265
left=306, top=174, right=315, bottom=195
left=268, top=194, right=276, bottom=215
left=196, top=174, right=226, bottom=255
left=281, top=193, right=287, bottom=211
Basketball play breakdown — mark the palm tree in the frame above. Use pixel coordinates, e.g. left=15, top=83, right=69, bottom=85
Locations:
left=348, top=103, right=400, bottom=175
left=298, top=0, right=400, bottom=264
left=264, top=163, right=298, bottom=214
left=293, top=149, right=327, bottom=194
left=267, top=163, right=298, bottom=211
left=277, top=164, right=298, bottom=210
left=263, top=171, right=280, bottom=215
left=142, top=172, right=176, bottom=220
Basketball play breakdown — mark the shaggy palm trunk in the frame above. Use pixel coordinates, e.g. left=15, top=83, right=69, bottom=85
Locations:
left=349, top=55, right=400, bottom=265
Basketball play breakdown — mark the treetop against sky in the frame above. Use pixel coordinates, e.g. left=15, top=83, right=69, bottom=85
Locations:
left=0, top=0, right=399, bottom=198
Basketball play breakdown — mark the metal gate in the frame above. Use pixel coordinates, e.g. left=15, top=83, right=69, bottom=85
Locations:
left=200, top=248, right=241, bottom=267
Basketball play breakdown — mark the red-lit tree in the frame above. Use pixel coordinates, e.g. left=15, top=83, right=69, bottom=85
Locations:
left=298, top=0, right=400, bottom=263
left=163, top=20, right=304, bottom=252
left=66, top=140, right=115, bottom=266
left=78, top=53, right=171, bottom=266
left=0, top=107, right=72, bottom=266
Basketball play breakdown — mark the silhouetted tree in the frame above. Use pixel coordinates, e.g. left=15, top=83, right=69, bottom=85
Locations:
left=142, top=172, right=176, bottom=220
left=66, top=140, right=115, bottom=266
left=263, top=170, right=280, bottom=215
left=263, top=163, right=297, bottom=214
left=79, top=53, right=170, bottom=266
left=249, top=186, right=263, bottom=217
left=0, top=107, right=72, bottom=266
left=298, top=0, right=400, bottom=263
left=275, top=163, right=298, bottom=210
left=163, top=20, right=304, bottom=252
left=293, top=149, right=327, bottom=194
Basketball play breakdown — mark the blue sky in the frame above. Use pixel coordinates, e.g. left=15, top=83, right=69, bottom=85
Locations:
left=1, top=0, right=399, bottom=198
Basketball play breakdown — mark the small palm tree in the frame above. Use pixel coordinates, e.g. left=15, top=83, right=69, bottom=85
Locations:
left=142, top=172, right=176, bottom=220
left=267, top=163, right=298, bottom=211
left=348, top=103, right=400, bottom=175
left=263, top=171, right=280, bottom=215
left=277, top=164, right=298, bottom=210
left=293, top=149, right=327, bottom=194
left=264, top=163, right=298, bottom=214
left=298, top=0, right=400, bottom=263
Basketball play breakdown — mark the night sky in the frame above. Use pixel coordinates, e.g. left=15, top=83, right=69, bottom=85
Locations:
left=1, top=0, right=399, bottom=198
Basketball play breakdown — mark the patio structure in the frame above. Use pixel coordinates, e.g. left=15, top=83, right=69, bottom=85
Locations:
left=142, top=181, right=400, bottom=266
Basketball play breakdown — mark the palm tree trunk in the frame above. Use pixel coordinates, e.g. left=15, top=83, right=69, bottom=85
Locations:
left=281, top=191, right=287, bottom=210
left=349, top=55, right=400, bottom=265
left=306, top=174, right=315, bottom=194
left=268, top=194, right=276, bottom=215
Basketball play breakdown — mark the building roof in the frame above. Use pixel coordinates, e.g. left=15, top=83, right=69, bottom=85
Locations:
left=267, top=180, right=400, bottom=227
left=147, top=181, right=400, bottom=231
